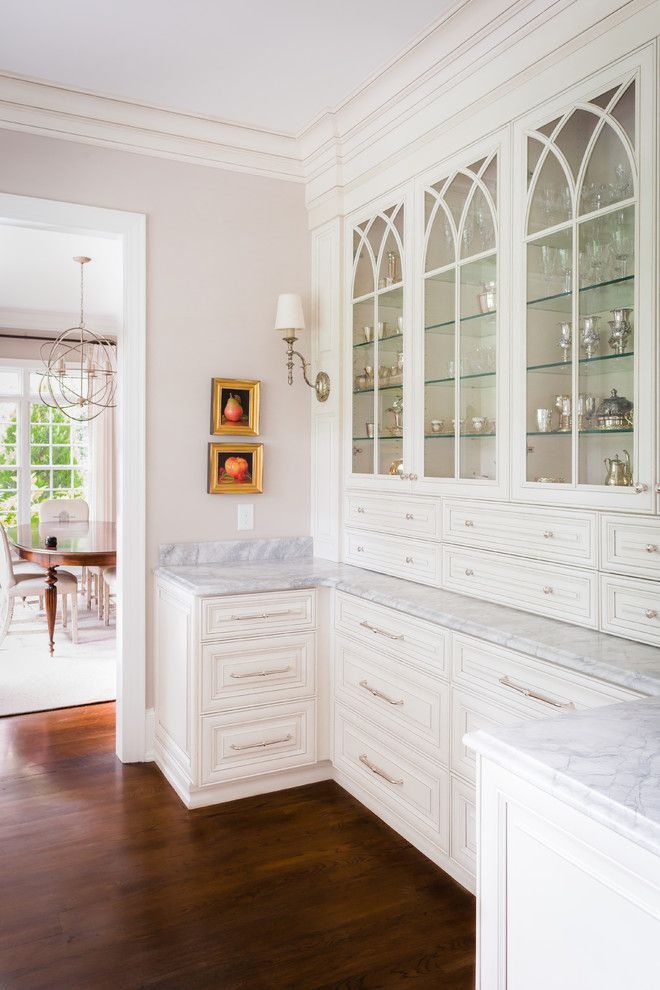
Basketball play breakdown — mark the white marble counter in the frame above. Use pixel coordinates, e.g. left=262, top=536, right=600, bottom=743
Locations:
left=154, top=557, right=660, bottom=695
left=466, top=697, right=660, bottom=856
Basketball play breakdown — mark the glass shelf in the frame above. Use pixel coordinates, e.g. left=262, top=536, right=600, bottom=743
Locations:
left=527, top=351, right=634, bottom=374
left=353, top=382, right=403, bottom=395
left=425, top=371, right=496, bottom=387
left=425, top=310, right=496, bottom=334
left=527, top=428, right=634, bottom=436
left=353, top=435, right=403, bottom=442
left=353, top=333, right=403, bottom=349
left=425, top=432, right=496, bottom=439
left=527, top=275, right=634, bottom=312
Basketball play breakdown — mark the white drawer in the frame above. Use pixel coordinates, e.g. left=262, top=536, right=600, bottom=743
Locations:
left=600, top=574, right=660, bottom=647
left=201, top=632, right=315, bottom=714
left=452, top=633, right=637, bottom=722
left=442, top=546, right=597, bottom=627
left=451, top=687, right=530, bottom=783
left=200, top=700, right=316, bottom=784
left=346, top=493, right=441, bottom=540
left=443, top=500, right=596, bottom=567
left=335, top=636, right=449, bottom=761
left=334, top=592, right=448, bottom=676
left=601, top=515, right=660, bottom=579
left=450, top=775, right=477, bottom=877
left=344, top=529, right=440, bottom=586
left=334, top=705, right=449, bottom=847
left=201, top=590, right=315, bottom=641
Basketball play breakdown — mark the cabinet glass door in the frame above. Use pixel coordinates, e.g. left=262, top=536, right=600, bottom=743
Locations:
left=524, top=79, right=638, bottom=490
left=423, top=155, right=498, bottom=482
left=351, top=204, right=405, bottom=477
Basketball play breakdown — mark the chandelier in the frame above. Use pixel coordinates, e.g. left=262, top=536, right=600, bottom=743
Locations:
left=40, top=256, right=117, bottom=423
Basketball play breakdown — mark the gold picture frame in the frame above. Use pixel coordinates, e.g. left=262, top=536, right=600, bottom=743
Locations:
left=208, top=442, right=263, bottom=494
left=211, top=378, right=260, bottom=436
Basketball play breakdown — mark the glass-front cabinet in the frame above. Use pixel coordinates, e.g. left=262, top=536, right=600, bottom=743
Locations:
left=515, top=59, right=654, bottom=510
left=421, top=151, right=502, bottom=491
left=350, top=201, right=407, bottom=480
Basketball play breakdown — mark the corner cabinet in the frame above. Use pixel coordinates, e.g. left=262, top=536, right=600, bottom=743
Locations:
left=512, top=53, right=656, bottom=511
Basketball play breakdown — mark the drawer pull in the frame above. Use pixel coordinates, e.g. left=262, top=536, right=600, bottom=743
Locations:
left=645, top=609, right=658, bottom=620
left=359, top=753, right=403, bottom=785
left=356, top=506, right=365, bottom=514
left=465, top=568, right=474, bottom=576
left=404, top=555, right=414, bottom=564
left=360, top=620, right=404, bottom=641
left=646, top=544, right=657, bottom=553
left=543, top=530, right=553, bottom=539
left=499, top=675, right=576, bottom=710
left=542, top=586, right=553, bottom=595
left=230, top=733, right=293, bottom=752
left=464, top=520, right=474, bottom=528
left=633, top=482, right=649, bottom=494
left=230, top=666, right=292, bottom=680
left=405, top=513, right=414, bottom=520
left=356, top=545, right=365, bottom=553
left=230, top=610, right=292, bottom=621
left=359, top=679, right=404, bottom=706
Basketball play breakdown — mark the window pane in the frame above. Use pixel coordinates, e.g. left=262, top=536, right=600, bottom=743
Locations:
left=0, top=489, right=18, bottom=526
left=31, top=469, right=51, bottom=491
left=0, top=469, right=17, bottom=490
left=0, top=446, right=16, bottom=465
left=52, top=446, right=71, bottom=466
left=0, top=371, right=21, bottom=395
left=31, top=445, right=49, bottom=465
left=52, top=425, right=70, bottom=444
left=53, top=470, right=72, bottom=490
left=31, top=424, right=49, bottom=444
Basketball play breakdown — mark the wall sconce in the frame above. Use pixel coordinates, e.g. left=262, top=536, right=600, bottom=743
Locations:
left=274, top=293, right=330, bottom=403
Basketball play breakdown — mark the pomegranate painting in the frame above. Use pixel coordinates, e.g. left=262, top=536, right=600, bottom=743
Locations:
left=224, top=456, right=249, bottom=483
left=223, top=393, right=244, bottom=423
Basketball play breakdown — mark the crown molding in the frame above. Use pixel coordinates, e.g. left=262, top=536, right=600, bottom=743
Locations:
left=0, top=72, right=304, bottom=182
left=0, top=307, right=120, bottom=334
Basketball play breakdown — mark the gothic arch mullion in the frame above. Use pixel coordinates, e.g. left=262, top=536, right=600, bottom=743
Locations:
left=525, top=137, right=575, bottom=233
left=423, top=196, right=457, bottom=270
left=352, top=229, right=377, bottom=299
left=374, top=210, right=404, bottom=280
left=573, top=108, right=637, bottom=209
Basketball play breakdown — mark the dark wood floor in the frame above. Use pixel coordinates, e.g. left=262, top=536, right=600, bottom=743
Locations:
left=0, top=703, right=475, bottom=990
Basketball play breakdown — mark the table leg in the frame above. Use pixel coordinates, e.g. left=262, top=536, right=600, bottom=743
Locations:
left=45, top=567, right=58, bottom=657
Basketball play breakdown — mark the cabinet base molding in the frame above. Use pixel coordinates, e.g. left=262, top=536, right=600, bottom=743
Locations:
left=154, top=744, right=333, bottom=810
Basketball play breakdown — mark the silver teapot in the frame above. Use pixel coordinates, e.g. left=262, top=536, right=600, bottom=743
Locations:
left=604, top=450, right=632, bottom=487
left=593, top=389, right=634, bottom=430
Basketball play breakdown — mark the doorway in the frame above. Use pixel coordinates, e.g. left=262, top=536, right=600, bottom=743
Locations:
left=0, top=192, right=146, bottom=762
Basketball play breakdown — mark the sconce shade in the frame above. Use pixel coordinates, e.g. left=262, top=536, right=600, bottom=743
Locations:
left=275, top=293, right=305, bottom=334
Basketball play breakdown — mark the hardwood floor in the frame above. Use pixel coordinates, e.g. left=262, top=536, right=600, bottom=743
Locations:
left=0, top=704, right=476, bottom=990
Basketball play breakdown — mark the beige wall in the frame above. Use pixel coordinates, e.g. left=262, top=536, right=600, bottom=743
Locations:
left=0, top=128, right=311, bottom=698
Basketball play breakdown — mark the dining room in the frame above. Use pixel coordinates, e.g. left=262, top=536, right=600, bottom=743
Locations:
left=0, top=223, right=120, bottom=716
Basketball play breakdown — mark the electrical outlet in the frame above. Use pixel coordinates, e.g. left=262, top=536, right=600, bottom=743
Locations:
left=237, top=504, right=254, bottom=531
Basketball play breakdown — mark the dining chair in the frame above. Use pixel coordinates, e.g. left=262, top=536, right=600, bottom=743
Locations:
left=38, top=498, right=93, bottom=606
left=0, top=524, right=79, bottom=646
left=102, top=566, right=117, bottom=627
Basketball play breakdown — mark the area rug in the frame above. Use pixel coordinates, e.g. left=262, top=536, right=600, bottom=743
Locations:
left=0, top=599, right=116, bottom=716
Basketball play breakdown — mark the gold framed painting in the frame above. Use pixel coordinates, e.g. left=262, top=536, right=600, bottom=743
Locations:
left=208, top=442, right=263, bottom=494
left=211, top=378, right=260, bottom=436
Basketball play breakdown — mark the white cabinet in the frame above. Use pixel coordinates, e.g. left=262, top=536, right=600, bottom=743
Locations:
left=345, top=491, right=441, bottom=540
left=475, top=758, right=660, bottom=989
left=600, top=514, right=660, bottom=578
left=600, top=573, right=660, bottom=647
left=344, top=528, right=440, bottom=585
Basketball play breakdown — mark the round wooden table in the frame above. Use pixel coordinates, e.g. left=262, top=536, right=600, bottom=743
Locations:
left=8, top=522, right=116, bottom=656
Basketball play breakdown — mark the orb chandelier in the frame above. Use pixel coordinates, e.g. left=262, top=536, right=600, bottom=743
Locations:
left=39, top=256, right=117, bottom=423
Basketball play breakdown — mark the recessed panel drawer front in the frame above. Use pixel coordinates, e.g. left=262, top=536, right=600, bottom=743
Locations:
left=442, top=501, right=596, bottom=566
left=200, top=700, right=316, bottom=784
left=346, top=493, right=440, bottom=540
left=334, top=592, right=448, bottom=676
left=601, top=516, right=660, bottom=579
left=335, top=636, right=449, bottom=760
left=334, top=705, right=449, bottom=847
left=201, top=633, right=315, bottom=713
left=450, top=775, right=477, bottom=877
left=344, top=529, right=440, bottom=586
left=601, top=575, right=660, bottom=647
left=451, top=687, right=530, bottom=783
left=452, top=633, right=636, bottom=723
left=201, top=590, right=315, bottom=641
left=442, top=546, right=596, bottom=627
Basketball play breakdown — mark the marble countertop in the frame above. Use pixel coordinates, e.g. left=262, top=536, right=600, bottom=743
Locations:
left=155, top=558, right=660, bottom=696
left=466, top=697, right=660, bottom=856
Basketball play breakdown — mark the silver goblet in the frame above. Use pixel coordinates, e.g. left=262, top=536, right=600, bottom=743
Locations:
left=580, top=315, right=600, bottom=360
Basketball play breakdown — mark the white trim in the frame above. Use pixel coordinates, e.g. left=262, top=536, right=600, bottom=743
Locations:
left=0, top=307, right=120, bottom=335
left=0, top=192, right=147, bottom=762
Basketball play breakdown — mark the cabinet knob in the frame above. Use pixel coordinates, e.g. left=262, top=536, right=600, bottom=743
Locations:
left=405, top=555, right=414, bottom=564
left=543, top=531, right=553, bottom=539
left=645, top=609, right=658, bottom=620
left=410, top=473, right=418, bottom=481
left=465, top=568, right=474, bottom=576
left=633, top=482, right=649, bottom=494
left=464, top=520, right=474, bottom=528
left=356, top=545, right=364, bottom=553
left=405, top=513, right=414, bottom=520
left=356, top=506, right=365, bottom=514
left=646, top=544, right=657, bottom=553
left=542, top=586, right=553, bottom=595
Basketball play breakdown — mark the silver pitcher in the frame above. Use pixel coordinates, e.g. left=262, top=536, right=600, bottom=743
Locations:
left=604, top=450, right=632, bottom=486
